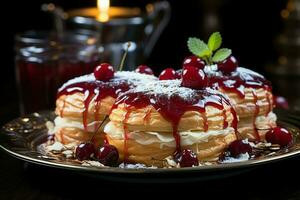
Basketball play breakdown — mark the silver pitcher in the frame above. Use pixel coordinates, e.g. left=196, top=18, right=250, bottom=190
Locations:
left=66, top=1, right=171, bottom=70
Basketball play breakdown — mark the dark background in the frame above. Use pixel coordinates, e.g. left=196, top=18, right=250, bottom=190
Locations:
left=1, top=0, right=287, bottom=120
left=1, top=1, right=299, bottom=199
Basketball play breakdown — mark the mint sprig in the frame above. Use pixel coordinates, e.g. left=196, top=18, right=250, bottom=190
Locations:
left=187, top=37, right=211, bottom=58
left=187, top=32, right=231, bottom=65
left=208, top=32, right=222, bottom=51
left=212, top=48, right=232, bottom=62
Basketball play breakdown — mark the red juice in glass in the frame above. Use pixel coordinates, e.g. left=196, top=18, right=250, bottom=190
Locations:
left=15, top=31, right=101, bottom=114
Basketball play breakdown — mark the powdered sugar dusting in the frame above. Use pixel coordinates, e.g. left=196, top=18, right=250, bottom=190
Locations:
left=58, top=71, right=157, bottom=92
left=114, top=71, right=157, bottom=85
left=58, top=74, right=95, bottom=92
left=129, top=79, right=196, bottom=100
left=128, top=79, right=225, bottom=101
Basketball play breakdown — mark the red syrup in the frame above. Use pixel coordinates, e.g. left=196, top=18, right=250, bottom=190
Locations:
left=112, top=89, right=231, bottom=157
left=208, top=68, right=272, bottom=98
left=207, top=68, right=272, bottom=141
left=94, top=100, right=101, bottom=131
left=266, top=92, right=272, bottom=116
left=252, top=90, right=260, bottom=141
left=201, top=113, right=208, bottom=132
left=222, top=109, right=228, bottom=129
left=230, top=107, right=239, bottom=139
left=57, top=79, right=131, bottom=131
left=60, top=100, right=66, bottom=117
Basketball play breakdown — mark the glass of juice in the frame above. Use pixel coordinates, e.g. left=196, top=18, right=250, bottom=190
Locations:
left=15, top=30, right=101, bottom=114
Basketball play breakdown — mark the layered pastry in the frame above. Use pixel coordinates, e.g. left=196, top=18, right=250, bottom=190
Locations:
left=48, top=32, right=292, bottom=168
left=208, top=66, right=276, bottom=141
left=105, top=80, right=238, bottom=167
left=182, top=35, right=276, bottom=141
left=54, top=63, right=157, bottom=146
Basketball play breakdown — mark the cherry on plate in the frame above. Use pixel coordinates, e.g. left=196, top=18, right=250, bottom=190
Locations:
left=274, top=96, right=289, bottom=110
left=75, top=142, right=96, bottom=161
left=265, top=127, right=293, bottom=147
left=228, top=139, right=252, bottom=158
left=95, top=144, right=119, bottom=166
left=174, top=149, right=199, bottom=167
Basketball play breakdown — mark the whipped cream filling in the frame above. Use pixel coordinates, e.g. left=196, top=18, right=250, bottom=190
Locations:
left=104, top=121, right=234, bottom=148
left=53, top=116, right=101, bottom=133
left=255, top=112, right=277, bottom=124
left=238, top=112, right=277, bottom=129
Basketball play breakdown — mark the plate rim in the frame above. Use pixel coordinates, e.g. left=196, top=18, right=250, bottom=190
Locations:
left=1, top=110, right=300, bottom=174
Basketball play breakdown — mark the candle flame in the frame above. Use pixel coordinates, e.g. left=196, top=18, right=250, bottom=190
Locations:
left=97, top=0, right=110, bottom=22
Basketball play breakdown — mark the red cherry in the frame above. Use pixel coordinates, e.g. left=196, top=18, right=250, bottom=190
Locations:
left=228, top=140, right=252, bottom=157
left=159, top=68, right=180, bottom=80
left=265, top=127, right=293, bottom=147
left=135, top=65, right=154, bottom=75
left=183, top=55, right=205, bottom=69
left=217, top=55, right=238, bottom=74
left=274, top=96, right=289, bottom=110
left=181, top=66, right=207, bottom=89
left=95, top=144, right=119, bottom=166
left=75, top=142, right=96, bottom=161
left=94, top=63, right=115, bottom=81
left=174, top=149, right=199, bottom=167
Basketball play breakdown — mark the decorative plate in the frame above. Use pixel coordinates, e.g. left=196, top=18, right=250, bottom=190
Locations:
left=0, top=110, right=299, bottom=182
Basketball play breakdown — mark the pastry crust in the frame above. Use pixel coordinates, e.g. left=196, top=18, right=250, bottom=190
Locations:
left=106, top=131, right=236, bottom=167
left=238, top=112, right=277, bottom=140
left=55, top=93, right=115, bottom=122
left=220, top=88, right=274, bottom=118
left=55, top=127, right=104, bottom=147
left=109, top=104, right=235, bottom=132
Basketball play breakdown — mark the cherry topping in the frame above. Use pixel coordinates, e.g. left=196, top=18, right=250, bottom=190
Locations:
left=159, top=68, right=179, bottom=80
left=228, top=139, right=252, bottom=157
left=174, top=149, right=199, bottom=167
left=95, top=144, right=119, bottom=166
left=265, top=127, right=293, bottom=147
left=183, top=55, right=205, bottom=69
left=274, top=96, right=289, bottom=110
left=217, top=55, right=238, bottom=74
left=94, top=63, right=115, bottom=81
left=75, top=142, right=96, bottom=161
left=135, top=65, right=154, bottom=75
left=181, top=66, right=207, bottom=89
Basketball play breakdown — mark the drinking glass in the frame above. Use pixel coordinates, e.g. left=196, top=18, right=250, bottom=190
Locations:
left=15, top=30, right=101, bottom=114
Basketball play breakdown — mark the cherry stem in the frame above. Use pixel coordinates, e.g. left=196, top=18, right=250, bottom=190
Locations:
left=203, top=56, right=210, bottom=66
left=89, top=115, right=109, bottom=142
left=119, top=42, right=131, bottom=72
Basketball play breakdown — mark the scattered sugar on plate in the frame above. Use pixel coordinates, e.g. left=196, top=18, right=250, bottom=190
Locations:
left=221, top=153, right=250, bottom=163
left=62, top=150, right=73, bottom=158
left=119, top=163, right=157, bottom=169
left=82, top=160, right=105, bottom=167
left=47, top=142, right=65, bottom=153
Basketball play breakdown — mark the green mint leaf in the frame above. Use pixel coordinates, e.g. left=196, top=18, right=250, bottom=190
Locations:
left=212, top=48, right=232, bottom=62
left=187, top=37, right=211, bottom=58
left=208, top=32, right=222, bottom=51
